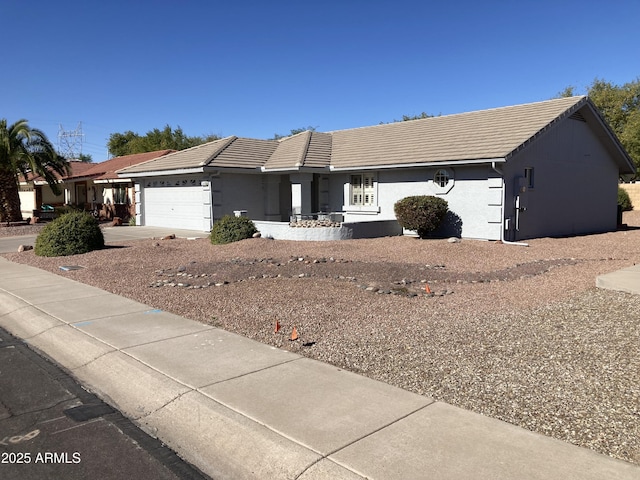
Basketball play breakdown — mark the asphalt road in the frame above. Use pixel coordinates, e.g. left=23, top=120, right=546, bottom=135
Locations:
left=0, top=327, right=210, bottom=480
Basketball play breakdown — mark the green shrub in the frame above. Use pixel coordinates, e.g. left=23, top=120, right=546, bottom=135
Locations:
left=394, top=195, right=449, bottom=238
left=35, top=211, right=105, bottom=257
left=210, top=215, right=258, bottom=244
left=618, top=187, right=633, bottom=212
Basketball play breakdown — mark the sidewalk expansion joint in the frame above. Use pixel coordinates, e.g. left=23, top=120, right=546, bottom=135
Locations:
left=197, top=357, right=304, bottom=390
left=295, top=400, right=436, bottom=479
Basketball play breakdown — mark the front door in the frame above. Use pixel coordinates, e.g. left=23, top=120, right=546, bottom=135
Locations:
left=35, top=186, right=43, bottom=209
left=76, top=184, right=87, bottom=208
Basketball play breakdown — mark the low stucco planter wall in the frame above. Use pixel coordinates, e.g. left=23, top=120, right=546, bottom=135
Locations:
left=253, top=220, right=402, bottom=241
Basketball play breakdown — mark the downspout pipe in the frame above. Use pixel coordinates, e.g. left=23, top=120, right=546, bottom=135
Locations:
left=491, top=161, right=529, bottom=247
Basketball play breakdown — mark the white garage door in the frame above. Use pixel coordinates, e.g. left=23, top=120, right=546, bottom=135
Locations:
left=144, top=184, right=209, bottom=231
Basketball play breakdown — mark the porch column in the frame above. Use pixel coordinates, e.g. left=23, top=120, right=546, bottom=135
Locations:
left=134, top=182, right=143, bottom=226
left=201, top=179, right=213, bottom=231
left=290, top=173, right=313, bottom=217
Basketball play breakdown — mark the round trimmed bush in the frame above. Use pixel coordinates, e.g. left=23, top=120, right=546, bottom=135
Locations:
left=210, top=215, right=258, bottom=244
left=35, top=211, right=105, bottom=257
left=394, top=195, right=449, bottom=238
left=618, top=186, right=633, bottom=212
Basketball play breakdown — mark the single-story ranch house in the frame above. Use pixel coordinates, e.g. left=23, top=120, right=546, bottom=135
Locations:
left=117, top=96, right=635, bottom=241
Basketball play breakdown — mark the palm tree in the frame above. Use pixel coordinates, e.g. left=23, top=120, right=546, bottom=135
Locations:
left=0, top=119, right=70, bottom=223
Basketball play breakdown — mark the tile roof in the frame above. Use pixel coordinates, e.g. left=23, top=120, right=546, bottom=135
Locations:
left=21, top=161, right=96, bottom=183
left=118, top=137, right=237, bottom=173
left=212, top=138, right=278, bottom=169
left=67, top=150, right=175, bottom=180
left=263, top=131, right=310, bottom=170
left=329, top=96, right=588, bottom=169
left=262, top=131, right=333, bottom=171
left=117, top=96, right=632, bottom=174
left=303, top=131, right=333, bottom=168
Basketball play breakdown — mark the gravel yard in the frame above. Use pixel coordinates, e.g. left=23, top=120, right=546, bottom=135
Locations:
left=3, top=211, right=640, bottom=465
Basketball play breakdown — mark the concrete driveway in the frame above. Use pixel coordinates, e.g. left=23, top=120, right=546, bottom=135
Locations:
left=0, top=226, right=208, bottom=254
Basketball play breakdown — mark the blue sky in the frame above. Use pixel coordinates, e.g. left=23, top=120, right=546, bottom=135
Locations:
left=1, top=0, right=638, bottom=161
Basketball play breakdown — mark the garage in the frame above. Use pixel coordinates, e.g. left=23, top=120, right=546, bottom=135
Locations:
left=142, top=178, right=212, bottom=231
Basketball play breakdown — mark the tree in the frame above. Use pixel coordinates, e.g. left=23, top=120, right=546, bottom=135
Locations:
left=107, top=125, right=220, bottom=157
left=400, top=112, right=435, bottom=121
left=0, top=119, right=70, bottom=223
left=78, top=153, right=92, bottom=162
left=381, top=112, right=438, bottom=124
left=107, top=130, right=140, bottom=157
left=271, top=126, right=317, bottom=140
left=559, top=78, right=640, bottom=177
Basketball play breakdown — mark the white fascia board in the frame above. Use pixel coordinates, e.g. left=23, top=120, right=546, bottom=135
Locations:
left=208, top=167, right=262, bottom=175
left=260, top=166, right=329, bottom=173
left=93, top=178, right=131, bottom=184
left=261, top=166, right=299, bottom=172
left=119, top=167, right=205, bottom=178
left=329, top=158, right=506, bottom=172
left=33, top=180, right=63, bottom=186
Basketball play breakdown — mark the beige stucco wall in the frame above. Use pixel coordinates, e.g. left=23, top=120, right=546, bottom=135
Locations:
left=18, top=186, right=36, bottom=218
left=620, top=183, right=640, bottom=208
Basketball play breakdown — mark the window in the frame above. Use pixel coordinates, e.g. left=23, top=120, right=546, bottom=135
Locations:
left=113, top=186, right=128, bottom=204
left=350, top=173, right=375, bottom=206
left=524, top=167, right=534, bottom=189
left=434, top=169, right=450, bottom=188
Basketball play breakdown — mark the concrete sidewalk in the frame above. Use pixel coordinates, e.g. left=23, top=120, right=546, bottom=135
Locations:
left=596, top=263, right=640, bottom=295
left=1, top=257, right=638, bottom=480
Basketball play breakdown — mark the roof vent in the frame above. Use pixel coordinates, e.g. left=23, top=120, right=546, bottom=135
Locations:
left=569, top=111, right=586, bottom=122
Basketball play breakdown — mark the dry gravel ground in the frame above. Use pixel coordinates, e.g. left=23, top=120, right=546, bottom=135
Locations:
left=2, top=212, right=640, bottom=465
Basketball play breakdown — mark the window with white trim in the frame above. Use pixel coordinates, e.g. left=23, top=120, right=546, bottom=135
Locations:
left=350, top=173, right=375, bottom=206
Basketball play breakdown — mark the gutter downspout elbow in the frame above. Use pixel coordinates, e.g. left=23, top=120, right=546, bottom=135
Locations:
left=491, top=161, right=529, bottom=247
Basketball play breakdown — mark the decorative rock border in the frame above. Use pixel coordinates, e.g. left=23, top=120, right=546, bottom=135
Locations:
left=288, top=219, right=342, bottom=228
left=147, top=257, right=582, bottom=298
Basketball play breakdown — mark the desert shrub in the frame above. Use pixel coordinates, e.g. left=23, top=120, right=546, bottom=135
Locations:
left=35, top=211, right=105, bottom=257
left=618, top=187, right=633, bottom=212
left=210, top=215, right=258, bottom=244
left=394, top=195, right=449, bottom=238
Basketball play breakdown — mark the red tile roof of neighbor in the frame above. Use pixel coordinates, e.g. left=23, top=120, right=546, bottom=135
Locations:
left=21, top=161, right=96, bottom=183
left=69, top=150, right=175, bottom=180
left=20, top=151, right=175, bottom=184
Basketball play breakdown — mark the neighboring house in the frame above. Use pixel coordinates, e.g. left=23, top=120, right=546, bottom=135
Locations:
left=18, top=150, right=174, bottom=220
left=118, top=96, right=635, bottom=241
left=18, top=161, right=96, bottom=219
left=65, top=150, right=174, bottom=220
